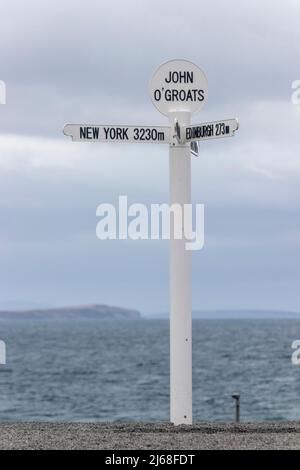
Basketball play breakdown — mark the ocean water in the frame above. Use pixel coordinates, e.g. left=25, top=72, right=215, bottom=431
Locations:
left=0, top=319, right=300, bottom=422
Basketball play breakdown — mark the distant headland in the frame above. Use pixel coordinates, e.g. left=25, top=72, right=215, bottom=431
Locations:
left=0, top=304, right=141, bottom=320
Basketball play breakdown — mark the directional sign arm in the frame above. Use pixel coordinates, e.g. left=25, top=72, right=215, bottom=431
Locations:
left=63, top=124, right=171, bottom=144
left=63, top=124, right=77, bottom=140
left=182, top=118, right=239, bottom=143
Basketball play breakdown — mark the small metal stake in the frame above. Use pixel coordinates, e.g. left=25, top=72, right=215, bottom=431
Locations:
left=232, top=393, right=240, bottom=423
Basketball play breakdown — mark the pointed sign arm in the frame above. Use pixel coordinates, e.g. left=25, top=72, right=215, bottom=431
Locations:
left=63, top=124, right=171, bottom=144
left=182, top=118, right=239, bottom=144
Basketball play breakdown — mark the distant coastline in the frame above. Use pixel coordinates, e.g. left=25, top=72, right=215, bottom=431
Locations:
left=0, top=304, right=299, bottom=321
left=0, top=304, right=141, bottom=320
left=144, top=309, right=300, bottom=320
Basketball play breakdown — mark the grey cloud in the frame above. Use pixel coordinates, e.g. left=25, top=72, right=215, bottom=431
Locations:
left=0, top=0, right=300, bottom=311
left=0, top=0, right=299, bottom=136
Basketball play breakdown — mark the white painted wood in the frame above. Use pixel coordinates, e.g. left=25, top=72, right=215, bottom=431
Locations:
left=169, top=112, right=192, bottom=425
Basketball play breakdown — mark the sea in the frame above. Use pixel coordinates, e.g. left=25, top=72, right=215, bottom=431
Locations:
left=0, top=318, right=300, bottom=422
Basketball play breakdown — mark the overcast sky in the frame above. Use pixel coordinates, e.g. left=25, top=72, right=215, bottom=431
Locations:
left=0, top=0, right=300, bottom=313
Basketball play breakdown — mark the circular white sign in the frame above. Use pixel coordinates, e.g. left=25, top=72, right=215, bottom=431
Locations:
left=149, top=59, right=208, bottom=116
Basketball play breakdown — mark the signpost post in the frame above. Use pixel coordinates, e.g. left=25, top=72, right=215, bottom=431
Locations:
left=149, top=59, right=209, bottom=425
left=64, top=59, right=238, bottom=425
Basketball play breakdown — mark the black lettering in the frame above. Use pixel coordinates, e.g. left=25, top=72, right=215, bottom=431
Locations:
left=154, top=89, right=161, bottom=101
left=198, top=89, right=205, bottom=101
left=165, top=70, right=194, bottom=84
left=173, top=89, right=179, bottom=101
left=165, top=71, right=172, bottom=83
left=179, top=71, right=186, bottom=82
left=186, top=90, right=192, bottom=101
left=80, top=127, right=86, bottom=139
left=165, top=89, right=171, bottom=101
left=158, top=131, right=164, bottom=141
left=87, top=127, right=92, bottom=139
left=92, top=127, right=99, bottom=139
left=216, top=123, right=226, bottom=136
left=172, top=72, right=179, bottom=83
left=186, top=71, right=193, bottom=83
left=179, top=89, right=186, bottom=101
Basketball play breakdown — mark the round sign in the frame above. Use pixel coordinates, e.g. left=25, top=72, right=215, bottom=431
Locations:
left=149, top=59, right=208, bottom=116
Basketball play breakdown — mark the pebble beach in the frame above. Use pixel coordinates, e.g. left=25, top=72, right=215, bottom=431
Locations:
left=0, top=422, right=300, bottom=450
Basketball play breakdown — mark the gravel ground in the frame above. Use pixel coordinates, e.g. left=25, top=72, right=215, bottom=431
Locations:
left=0, top=422, right=300, bottom=449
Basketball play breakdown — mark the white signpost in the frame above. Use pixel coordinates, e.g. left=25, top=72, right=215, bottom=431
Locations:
left=64, top=59, right=238, bottom=426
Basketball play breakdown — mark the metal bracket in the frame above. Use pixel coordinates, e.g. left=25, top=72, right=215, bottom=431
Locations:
left=171, top=119, right=182, bottom=146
